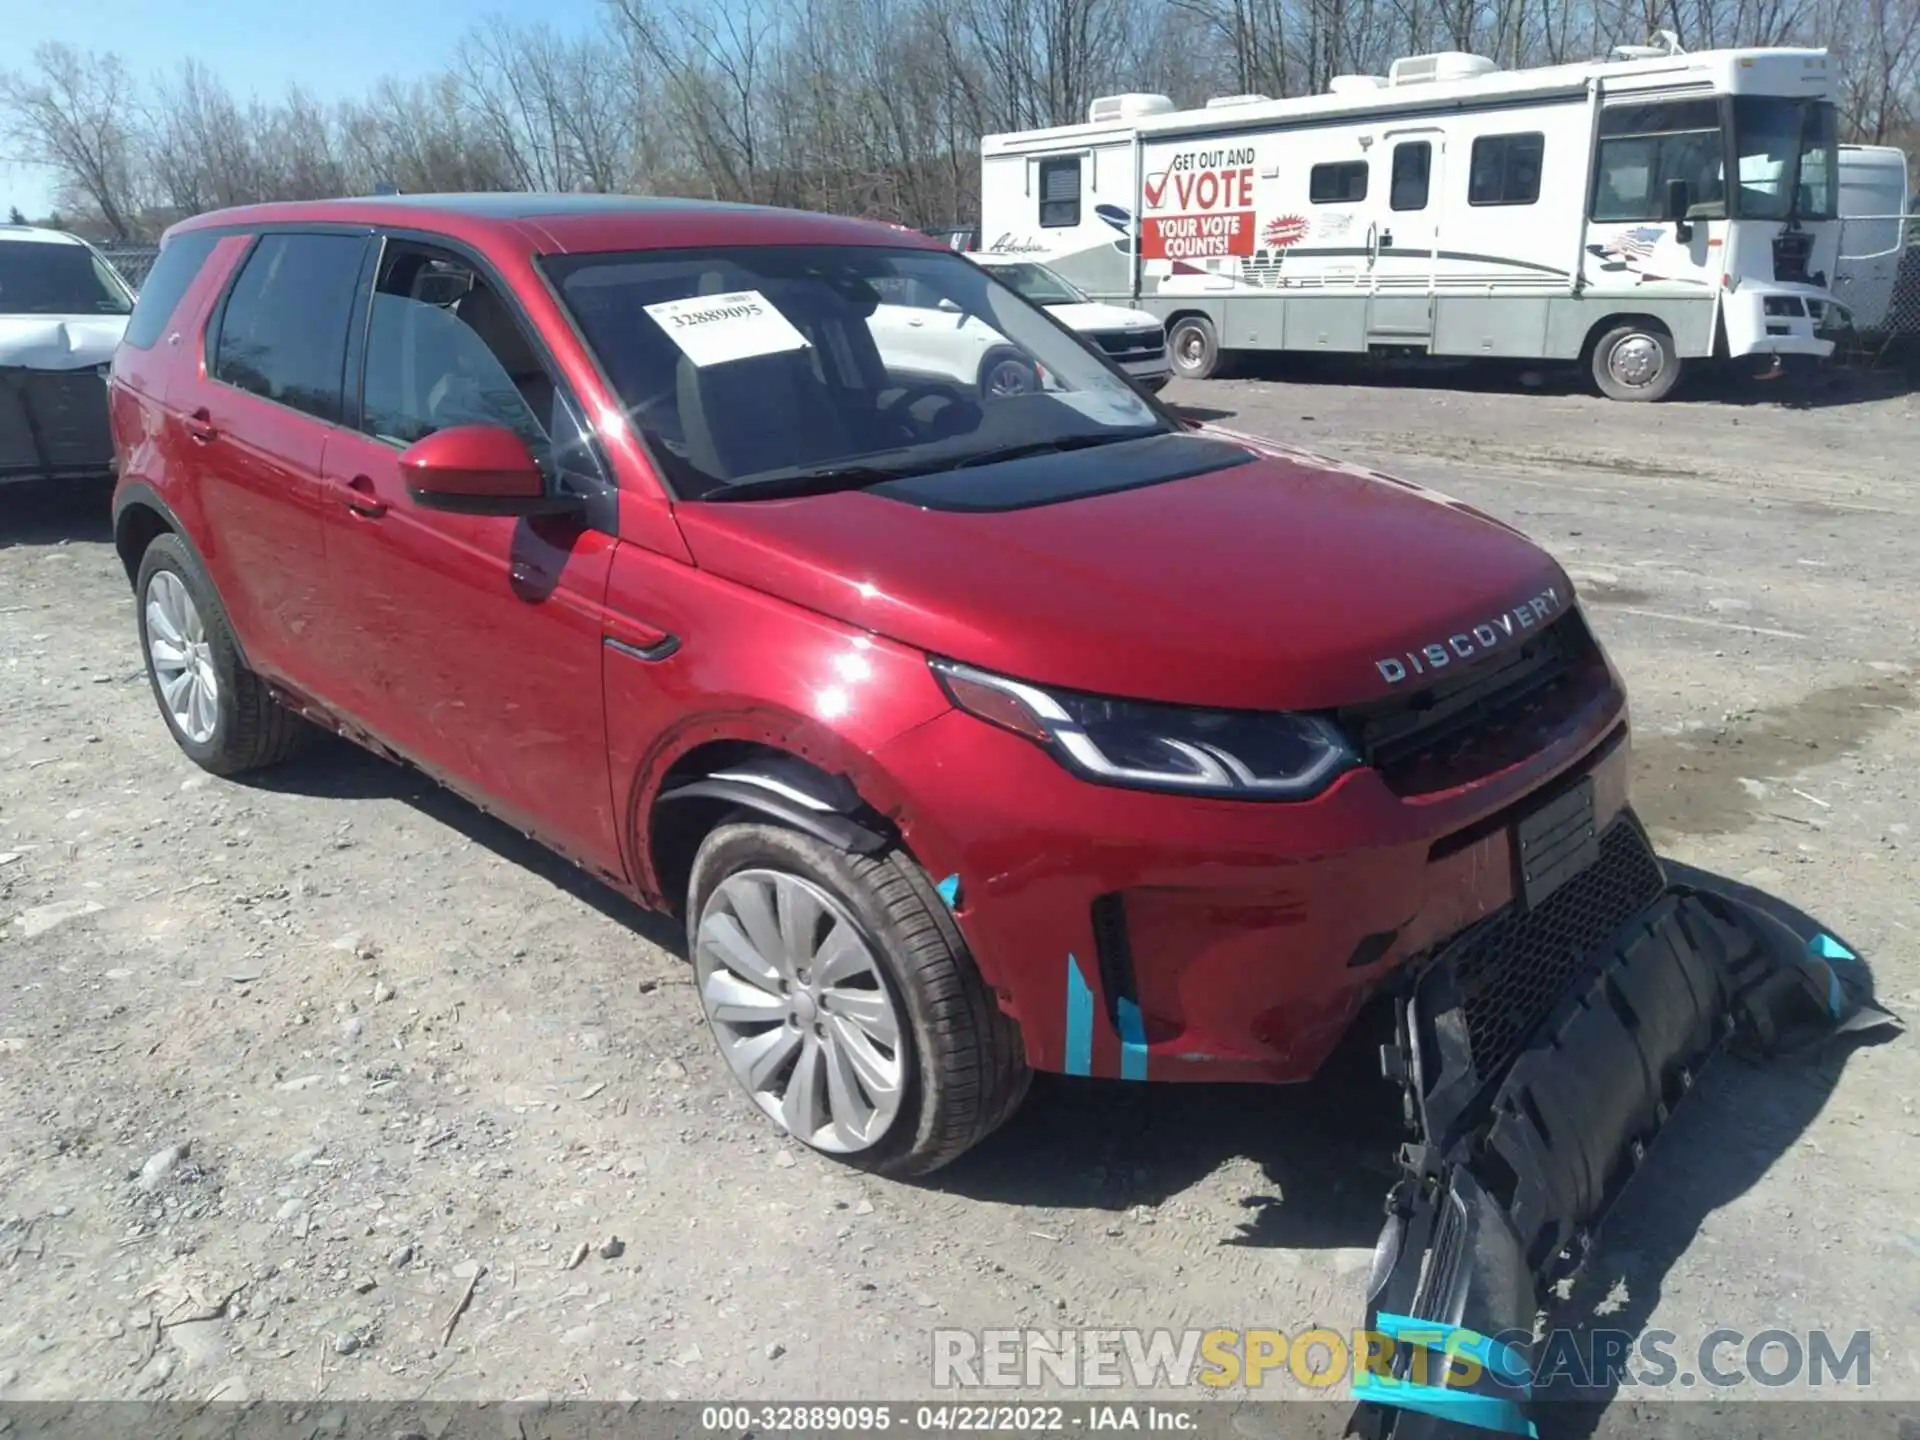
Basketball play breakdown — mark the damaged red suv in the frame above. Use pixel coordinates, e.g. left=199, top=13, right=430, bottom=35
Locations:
left=114, top=201, right=1853, bottom=1417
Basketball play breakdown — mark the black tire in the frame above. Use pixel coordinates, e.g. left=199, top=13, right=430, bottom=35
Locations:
left=977, top=348, right=1037, bottom=398
left=686, top=822, right=1030, bottom=1177
left=1167, top=314, right=1228, bottom=380
left=134, top=533, right=313, bottom=775
left=1590, top=322, right=1682, bottom=401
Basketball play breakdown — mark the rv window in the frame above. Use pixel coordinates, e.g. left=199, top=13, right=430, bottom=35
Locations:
left=1310, top=161, right=1369, bottom=205
left=1468, top=133, right=1545, bottom=206
left=1390, top=143, right=1431, bottom=211
left=1039, top=157, right=1082, bottom=228
left=1593, top=132, right=1725, bottom=222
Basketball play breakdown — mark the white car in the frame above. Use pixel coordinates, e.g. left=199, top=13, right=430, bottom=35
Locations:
left=972, top=255, right=1170, bottom=392
left=865, top=255, right=1169, bottom=398
left=0, top=225, right=135, bottom=485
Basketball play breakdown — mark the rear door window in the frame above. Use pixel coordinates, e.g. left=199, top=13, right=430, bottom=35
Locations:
left=211, top=232, right=370, bottom=423
left=0, top=239, right=133, bottom=318
left=122, top=232, right=222, bottom=350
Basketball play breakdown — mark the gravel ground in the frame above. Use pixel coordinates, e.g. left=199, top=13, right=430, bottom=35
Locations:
left=0, top=362, right=1915, bottom=1428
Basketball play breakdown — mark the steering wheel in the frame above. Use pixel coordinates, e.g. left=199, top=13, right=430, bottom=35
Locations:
left=877, top=382, right=972, bottom=442
left=880, top=382, right=959, bottom=421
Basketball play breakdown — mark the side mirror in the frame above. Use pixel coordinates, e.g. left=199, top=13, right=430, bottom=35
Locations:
left=1665, top=178, right=1694, bottom=240
left=399, top=424, right=578, bottom=517
left=935, top=296, right=963, bottom=314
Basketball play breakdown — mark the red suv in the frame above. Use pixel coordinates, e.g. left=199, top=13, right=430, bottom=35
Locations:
left=110, top=195, right=1649, bottom=1178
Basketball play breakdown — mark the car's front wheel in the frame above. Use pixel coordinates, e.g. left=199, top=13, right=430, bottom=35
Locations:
left=135, top=533, right=312, bottom=775
left=686, top=822, right=1029, bottom=1176
left=1590, top=322, right=1682, bottom=401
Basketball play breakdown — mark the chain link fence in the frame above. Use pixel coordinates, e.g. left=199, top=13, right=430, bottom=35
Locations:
left=97, top=245, right=161, bottom=290
left=1833, top=215, right=1920, bottom=353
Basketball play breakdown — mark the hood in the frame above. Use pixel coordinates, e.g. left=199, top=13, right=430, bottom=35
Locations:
left=0, top=315, right=126, bottom=372
left=674, top=428, right=1571, bottom=712
left=1044, top=300, right=1162, bottom=334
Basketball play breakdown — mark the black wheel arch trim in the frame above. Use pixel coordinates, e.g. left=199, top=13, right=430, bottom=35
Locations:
left=112, top=483, right=253, bottom=671
left=656, top=770, right=892, bottom=856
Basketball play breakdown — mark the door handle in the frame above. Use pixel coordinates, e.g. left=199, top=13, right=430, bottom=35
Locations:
left=340, top=474, right=388, bottom=519
left=184, top=408, right=217, bottom=444
left=906, top=317, right=925, bottom=327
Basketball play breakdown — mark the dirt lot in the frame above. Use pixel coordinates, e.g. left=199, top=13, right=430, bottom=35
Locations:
left=1, top=364, right=1916, bottom=1427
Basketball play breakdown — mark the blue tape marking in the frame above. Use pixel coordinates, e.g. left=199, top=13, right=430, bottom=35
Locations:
left=1351, top=1372, right=1537, bottom=1437
left=1810, top=932, right=1857, bottom=962
left=1375, top=1312, right=1531, bottom=1391
left=1116, top=997, right=1148, bottom=1081
left=935, top=873, right=960, bottom=909
left=1064, top=955, right=1093, bottom=1077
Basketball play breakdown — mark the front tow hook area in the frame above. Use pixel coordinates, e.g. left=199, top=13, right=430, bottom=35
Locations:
left=1348, top=875, right=1901, bottom=1439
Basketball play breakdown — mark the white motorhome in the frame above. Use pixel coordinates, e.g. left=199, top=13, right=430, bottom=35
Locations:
left=1832, top=144, right=1912, bottom=335
left=979, top=39, right=1842, bottom=400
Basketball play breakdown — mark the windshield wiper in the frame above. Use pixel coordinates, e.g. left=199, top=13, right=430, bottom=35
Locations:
left=952, top=428, right=1162, bottom=469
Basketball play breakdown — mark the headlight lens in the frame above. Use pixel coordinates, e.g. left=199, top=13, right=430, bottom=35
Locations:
left=931, top=659, right=1356, bottom=799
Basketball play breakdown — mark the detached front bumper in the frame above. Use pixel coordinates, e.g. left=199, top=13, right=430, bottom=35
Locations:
left=1723, top=288, right=1836, bottom=360
left=1349, top=830, right=1896, bottom=1438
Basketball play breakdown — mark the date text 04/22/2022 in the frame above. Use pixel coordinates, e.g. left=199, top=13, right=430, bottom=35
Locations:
left=696, top=1403, right=1200, bottom=1432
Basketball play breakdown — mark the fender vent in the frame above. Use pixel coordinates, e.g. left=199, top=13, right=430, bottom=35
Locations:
left=1090, top=893, right=1138, bottom=1028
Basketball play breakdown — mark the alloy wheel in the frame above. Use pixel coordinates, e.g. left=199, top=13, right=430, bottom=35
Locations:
left=145, top=570, right=219, bottom=745
left=694, top=869, right=907, bottom=1153
left=984, top=358, right=1035, bottom=396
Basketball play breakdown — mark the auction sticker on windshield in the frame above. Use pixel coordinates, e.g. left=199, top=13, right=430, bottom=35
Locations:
left=643, top=289, right=811, bottom=368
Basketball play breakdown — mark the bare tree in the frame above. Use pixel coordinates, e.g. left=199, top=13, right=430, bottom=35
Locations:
left=0, top=44, right=146, bottom=240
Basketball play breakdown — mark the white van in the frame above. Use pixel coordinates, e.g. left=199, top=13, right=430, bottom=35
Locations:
left=1833, top=145, right=1911, bottom=335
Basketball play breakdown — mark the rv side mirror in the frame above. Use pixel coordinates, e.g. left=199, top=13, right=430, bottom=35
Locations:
left=1665, top=179, right=1695, bottom=241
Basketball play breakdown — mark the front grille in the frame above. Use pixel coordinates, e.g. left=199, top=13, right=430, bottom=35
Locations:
left=1337, top=611, right=1605, bottom=795
left=1090, top=328, right=1166, bottom=362
left=1451, top=817, right=1666, bottom=1082
left=1772, top=229, right=1814, bottom=284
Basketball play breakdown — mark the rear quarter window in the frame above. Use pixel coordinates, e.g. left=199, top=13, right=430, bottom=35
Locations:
left=210, top=232, right=368, bottom=423
left=122, top=231, right=223, bottom=350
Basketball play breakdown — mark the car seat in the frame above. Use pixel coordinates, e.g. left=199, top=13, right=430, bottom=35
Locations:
left=672, top=270, right=856, bottom=486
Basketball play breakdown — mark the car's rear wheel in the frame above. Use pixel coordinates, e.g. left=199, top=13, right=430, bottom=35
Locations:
left=135, top=534, right=312, bottom=775
left=687, top=822, right=1029, bottom=1176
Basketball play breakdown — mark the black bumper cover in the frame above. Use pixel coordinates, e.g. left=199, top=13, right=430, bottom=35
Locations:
left=1349, top=840, right=1899, bottom=1438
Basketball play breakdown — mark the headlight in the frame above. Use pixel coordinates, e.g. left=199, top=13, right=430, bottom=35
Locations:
left=930, top=659, right=1356, bottom=799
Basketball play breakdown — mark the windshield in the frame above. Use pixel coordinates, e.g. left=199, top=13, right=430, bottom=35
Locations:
left=546, top=244, right=1168, bottom=499
left=0, top=240, right=133, bottom=317
left=980, top=261, right=1086, bottom=306
left=1731, top=97, right=1839, bottom=221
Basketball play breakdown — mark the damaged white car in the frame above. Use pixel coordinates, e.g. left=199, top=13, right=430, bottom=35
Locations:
left=1, top=225, right=135, bottom=486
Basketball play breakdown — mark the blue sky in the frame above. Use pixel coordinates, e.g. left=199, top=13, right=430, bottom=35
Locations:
left=4, top=0, right=603, bottom=219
